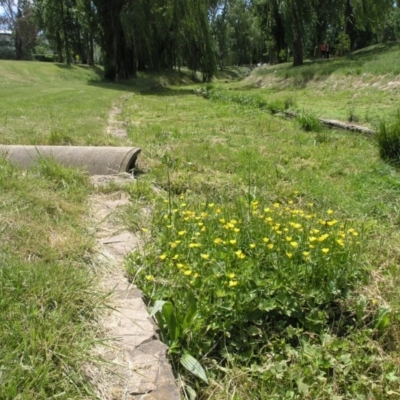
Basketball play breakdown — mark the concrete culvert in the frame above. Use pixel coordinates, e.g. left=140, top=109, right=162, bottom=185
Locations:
left=0, top=145, right=141, bottom=175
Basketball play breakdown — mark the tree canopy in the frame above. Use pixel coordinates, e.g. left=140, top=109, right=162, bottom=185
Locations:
left=0, top=0, right=398, bottom=79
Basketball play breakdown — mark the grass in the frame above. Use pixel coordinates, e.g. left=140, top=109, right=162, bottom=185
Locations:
left=120, top=52, right=400, bottom=397
left=237, top=42, right=400, bottom=126
left=2, top=44, right=400, bottom=398
left=0, top=157, right=102, bottom=399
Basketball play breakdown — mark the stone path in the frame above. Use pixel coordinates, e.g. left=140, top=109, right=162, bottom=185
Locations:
left=85, top=100, right=180, bottom=399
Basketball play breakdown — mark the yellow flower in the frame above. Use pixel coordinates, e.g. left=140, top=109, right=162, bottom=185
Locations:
left=229, top=239, right=237, bottom=245
left=286, top=252, right=293, bottom=258
left=195, top=232, right=200, bottom=236
left=290, top=241, right=298, bottom=248
left=201, top=253, right=210, bottom=260
left=180, top=203, right=187, bottom=207
left=166, top=224, right=173, bottom=228
left=265, top=217, right=273, bottom=222
left=189, top=243, right=201, bottom=248
left=229, top=273, right=236, bottom=279
left=318, top=234, right=329, bottom=242
left=302, top=251, right=310, bottom=257
left=194, top=273, right=199, bottom=278
left=215, top=208, right=222, bottom=214
left=172, top=254, right=179, bottom=260
left=273, top=203, right=280, bottom=208
left=146, top=275, right=154, bottom=281
left=175, top=240, right=182, bottom=244
left=184, top=270, right=192, bottom=276
left=309, top=245, right=315, bottom=249
left=327, top=209, right=334, bottom=215
left=159, top=254, right=167, bottom=260
left=208, top=203, right=215, bottom=208
left=336, top=239, right=344, bottom=247
left=235, top=250, right=245, bottom=259
left=267, top=244, right=274, bottom=250
left=327, top=220, right=338, bottom=226
left=198, top=222, right=204, bottom=227
left=178, top=230, right=186, bottom=236
left=177, top=263, right=184, bottom=269
left=201, top=227, right=206, bottom=232
left=264, top=207, right=271, bottom=212
left=219, top=218, right=226, bottom=224
left=233, top=228, right=240, bottom=233
left=214, top=238, right=223, bottom=244
left=293, top=223, right=302, bottom=229
left=228, top=280, right=238, bottom=287
left=263, top=237, right=270, bottom=243
left=322, top=248, right=330, bottom=254
left=288, top=200, right=294, bottom=205
left=249, top=243, right=256, bottom=249
left=285, top=236, right=292, bottom=242
left=141, top=228, right=148, bottom=233
left=170, top=242, right=177, bottom=249
left=312, top=229, right=320, bottom=234
left=352, top=231, right=359, bottom=236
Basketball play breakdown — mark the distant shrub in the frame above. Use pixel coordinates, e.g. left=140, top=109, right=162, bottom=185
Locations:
left=34, top=54, right=54, bottom=62
left=0, top=46, right=16, bottom=60
left=336, top=33, right=351, bottom=56
left=376, top=114, right=400, bottom=165
left=296, top=111, right=322, bottom=132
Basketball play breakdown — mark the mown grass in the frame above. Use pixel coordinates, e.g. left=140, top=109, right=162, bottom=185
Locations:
left=122, top=61, right=400, bottom=397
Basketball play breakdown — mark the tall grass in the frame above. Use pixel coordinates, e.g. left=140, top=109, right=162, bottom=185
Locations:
left=376, top=113, right=400, bottom=165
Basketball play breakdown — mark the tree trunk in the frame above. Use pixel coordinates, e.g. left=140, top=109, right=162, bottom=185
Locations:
left=292, top=11, right=303, bottom=67
left=59, top=0, right=71, bottom=64
left=88, top=33, right=94, bottom=66
left=56, top=31, right=63, bottom=63
left=344, top=0, right=356, bottom=50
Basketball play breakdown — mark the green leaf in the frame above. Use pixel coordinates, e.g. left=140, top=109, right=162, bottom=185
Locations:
left=184, top=384, right=197, bottom=400
left=149, top=300, right=167, bottom=318
left=180, top=353, right=208, bottom=384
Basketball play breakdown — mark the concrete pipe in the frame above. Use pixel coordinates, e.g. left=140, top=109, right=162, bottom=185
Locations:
left=0, top=145, right=141, bottom=175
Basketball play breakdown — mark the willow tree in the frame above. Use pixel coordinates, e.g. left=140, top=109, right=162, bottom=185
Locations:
left=121, top=0, right=216, bottom=81
left=343, top=0, right=394, bottom=50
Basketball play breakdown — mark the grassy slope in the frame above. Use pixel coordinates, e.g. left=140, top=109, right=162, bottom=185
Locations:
left=241, top=42, right=400, bottom=125
left=0, top=61, right=129, bottom=145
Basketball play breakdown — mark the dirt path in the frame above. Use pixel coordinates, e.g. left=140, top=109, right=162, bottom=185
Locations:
left=85, top=101, right=180, bottom=399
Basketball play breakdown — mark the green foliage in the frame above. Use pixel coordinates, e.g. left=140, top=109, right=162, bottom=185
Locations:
left=130, top=195, right=370, bottom=391
left=376, top=113, right=400, bottom=165
left=207, top=88, right=268, bottom=109
left=296, top=111, right=322, bottom=132
left=336, top=33, right=351, bottom=56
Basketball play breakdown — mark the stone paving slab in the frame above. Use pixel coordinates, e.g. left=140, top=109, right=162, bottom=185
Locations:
left=87, top=188, right=180, bottom=400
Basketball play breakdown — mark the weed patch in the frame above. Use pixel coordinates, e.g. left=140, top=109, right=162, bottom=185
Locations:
left=376, top=114, right=400, bottom=165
